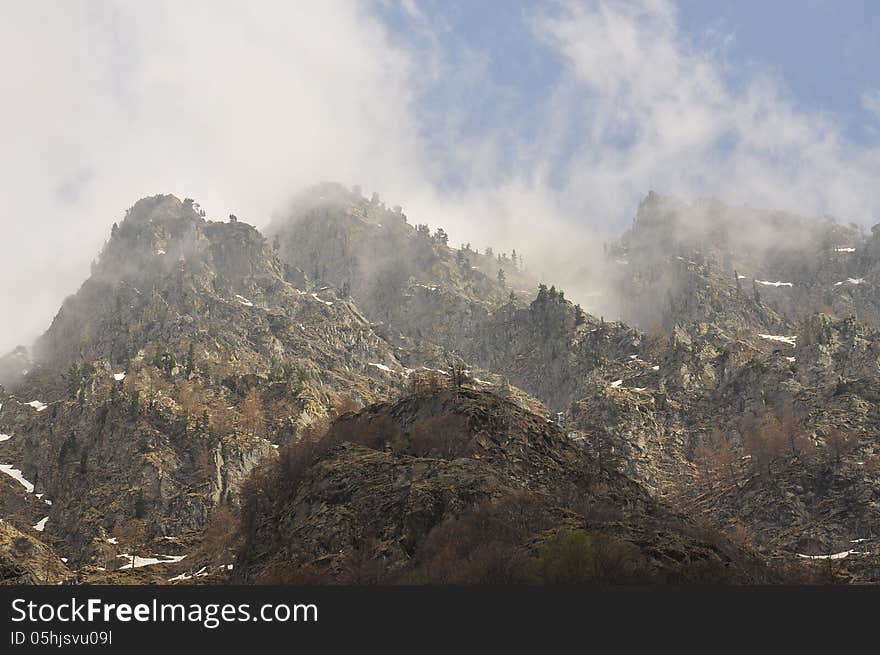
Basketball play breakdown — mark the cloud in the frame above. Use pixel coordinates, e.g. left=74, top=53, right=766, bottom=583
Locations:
left=528, top=0, right=880, bottom=227
left=863, top=89, right=880, bottom=119
left=0, top=0, right=429, bottom=353
left=3, top=0, right=880, bottom=353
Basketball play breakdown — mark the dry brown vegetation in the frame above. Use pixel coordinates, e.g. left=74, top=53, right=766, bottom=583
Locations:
left=111, top=518, right=147, bottom=570
left=643, top=322, right=672, bottom=358
left=408, top=369, right=447, bottom=394
left=740, top=404, right=817, bottom=474
left=825, top=428, right=857, bottom=463
left=194, top=505, right=239, bottom=567
left=240, top=387, right=266, bottom=437
left=693, top=427, right=741, bottom=490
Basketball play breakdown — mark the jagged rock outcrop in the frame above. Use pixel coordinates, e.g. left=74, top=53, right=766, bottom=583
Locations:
left=0, top=520, right=70, bottom=585
left=235, top=389, right=771, bottom=584
left=3, top=184, right=880, bottom=583
left=0, top=193, right=406, bottom=565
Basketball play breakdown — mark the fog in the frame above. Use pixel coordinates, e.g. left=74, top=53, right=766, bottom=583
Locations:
left=3, top=0, right=880, bottom=354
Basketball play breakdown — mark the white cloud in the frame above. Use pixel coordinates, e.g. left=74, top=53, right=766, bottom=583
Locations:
left=528, top=0, right=880, bottom=228
left=863, top=89, right=880, bottom=119
left=0, top=1, right=429, bottom=353
left=2, top=0, right=880, bottom=353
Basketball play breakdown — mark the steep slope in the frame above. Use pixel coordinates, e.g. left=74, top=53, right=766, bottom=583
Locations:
left=0, top=194, right=405, bottom=565
left=611, top=191, right=880, bottom=332
left=3, top=183, right=879, bottom=583
left=235, top=388, right=772, bottom=584
left=267, top=183, right=534, bottom=355
left=0, top=520, right=71, bottom=585
left=268, top=184, right=638, bottom=410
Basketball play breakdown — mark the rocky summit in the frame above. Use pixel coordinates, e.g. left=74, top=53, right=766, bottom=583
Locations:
left=2, top=184, right=880, bottom=584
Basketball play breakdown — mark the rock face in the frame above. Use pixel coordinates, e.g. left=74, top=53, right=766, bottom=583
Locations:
left=236, top=389, right=769, bottom=584
left=268, top=184, right=528, bottom=360
left=0, top=193, right=404, bottom=565
left=2, top=184, right=880, bottom=583
left=611, top=191, right=880, bottom=332
left=268, top=185, right=635, bottom=409
left=0, top=520, right=70, bottom=585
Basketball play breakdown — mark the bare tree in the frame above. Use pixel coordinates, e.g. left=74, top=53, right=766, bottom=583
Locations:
left=112, top=518, right=148, bottom=570
left=742, top=410, right=786, bottom=474
left=445, top=354, right=470, bottom=389
left=826, top=429, right=856, bottom=464
left=241, top=388, right=266, bottom=437
left=694, top=428, right=740, bottom=490
left=778, top=403, right=813, bottom=458
left=196, top=505, right=239, bottom=567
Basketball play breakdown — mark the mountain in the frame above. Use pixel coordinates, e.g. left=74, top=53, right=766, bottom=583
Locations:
left=234, top=388, right=773, bottom=584
left=0, top=193, right=405, bottom=566
left=610, top=191, right=880, bottom=332
left=1, top=184, right=879, bottom=583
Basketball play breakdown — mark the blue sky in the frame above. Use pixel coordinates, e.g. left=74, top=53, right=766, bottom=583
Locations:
left=378, top=0, right=880, bottom=157
left=677, top=0, right=880, bottom=141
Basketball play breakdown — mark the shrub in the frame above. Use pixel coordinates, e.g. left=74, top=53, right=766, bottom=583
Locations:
left=404, top=495, right=542, bottom=584
left=408, top=414, right=470, bottom=458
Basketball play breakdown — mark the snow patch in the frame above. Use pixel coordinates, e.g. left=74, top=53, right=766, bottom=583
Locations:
left=0, top=434, right=12, bottom=442
left=117, top=554, right=186, bottom=570
left=0, top=464, right=35, bottom=492
left=235, top=294, right=254, bottom=307
left=107, top=537, right=118, bottom=545
left=33, top=517, right=48, bottom=532
left=652, top=365, right=660, bottom=371
left=834, top=247, right=856, bottom=253
left=755, top=280, right=793, bottom=287
left=27, top=400, right=47, bottom=412
left=156, top=249, right=166, bottom=255
left=311, top=293, right=334, bottom=306
left=834, top=278, right=865, bottom=286
left=114, top=372, right=126, bottom=381
left=168, top=566, right=209, bottom=582
left=797, top=550, right=867, bottom=560
left=610, top=379, right=623, bottom=388
left=368, top=363, right=395, bottom=373
left=759, top=334, right=797, bottom=347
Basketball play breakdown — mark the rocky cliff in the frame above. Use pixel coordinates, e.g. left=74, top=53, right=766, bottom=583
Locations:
left=2, top=185, right=880, bottom=583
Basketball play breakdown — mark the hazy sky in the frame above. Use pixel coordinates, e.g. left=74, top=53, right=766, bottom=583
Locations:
left=2, top=0, right=880, bottom=354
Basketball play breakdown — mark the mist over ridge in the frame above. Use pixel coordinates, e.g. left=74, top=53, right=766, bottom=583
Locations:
left=4, top=1, right=880, bottom=354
